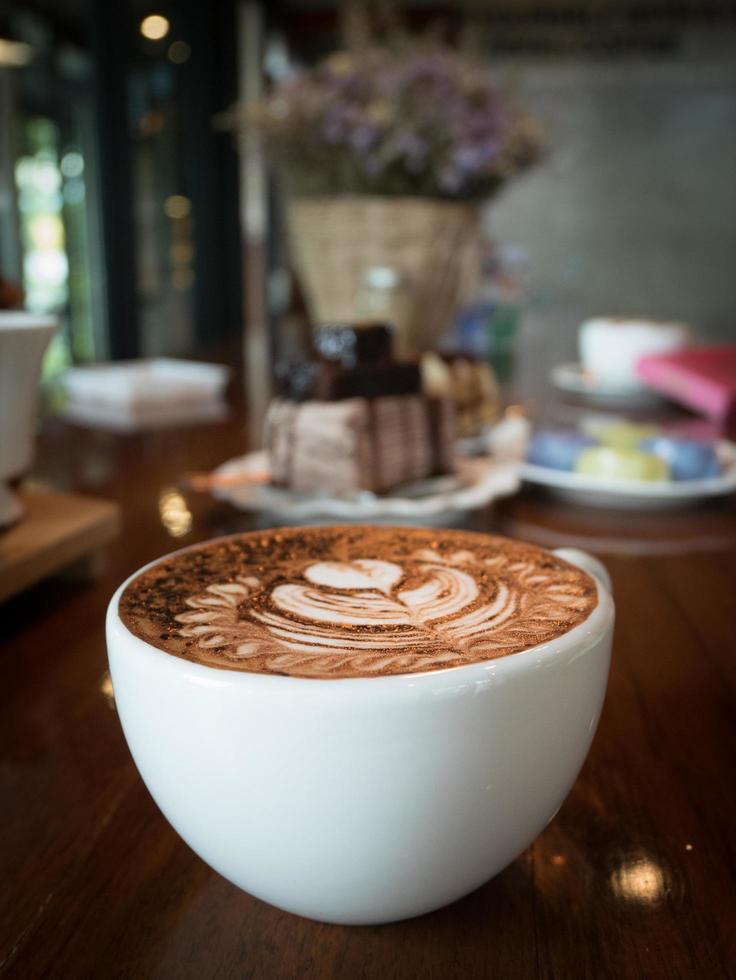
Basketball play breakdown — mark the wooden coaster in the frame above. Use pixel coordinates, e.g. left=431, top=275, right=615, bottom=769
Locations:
left=0, top=488, right=121, bottom=603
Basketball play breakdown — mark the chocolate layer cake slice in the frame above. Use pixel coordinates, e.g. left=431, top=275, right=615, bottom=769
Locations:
left=265, top=323, right=455, bottom=494
left=265, top=395, right=454, bottom=494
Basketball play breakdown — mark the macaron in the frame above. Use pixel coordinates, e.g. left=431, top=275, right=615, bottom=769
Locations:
left=597, top=423, right=661, bottom=452
left=638, top=436, right=721, bottom=481
left=526, top=430, right=597, bottom=471
left=575, top=447, right=670, bottom=482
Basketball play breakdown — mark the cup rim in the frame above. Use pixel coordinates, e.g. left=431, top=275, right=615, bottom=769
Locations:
left=0, top=312, right=58, bottom=331
left=108, top=528, right=614, bottom=692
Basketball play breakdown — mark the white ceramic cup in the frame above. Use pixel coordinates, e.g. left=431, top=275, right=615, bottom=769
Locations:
left=0, top=312, right=57, bottom=526
left=578, top=316, right=690, bottom=384
left=106, top=541, right=614, bottom=925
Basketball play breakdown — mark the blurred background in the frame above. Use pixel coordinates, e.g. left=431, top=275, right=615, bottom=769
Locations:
left=0, top=0, right=735, bottom=382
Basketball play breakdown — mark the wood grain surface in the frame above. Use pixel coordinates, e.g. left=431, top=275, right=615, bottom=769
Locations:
left=0, top=489, right=120, bottom=603
left=1, top=378, right=735, bottom=980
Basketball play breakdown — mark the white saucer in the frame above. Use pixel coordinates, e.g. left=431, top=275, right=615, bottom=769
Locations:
left=550, top=362, right=665, bottom=408
left=521, top=440, right=736, bottom=509
left=209, top=451, right=521, bottom=525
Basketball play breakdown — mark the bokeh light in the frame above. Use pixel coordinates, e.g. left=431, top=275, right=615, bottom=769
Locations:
left=168, top=40, right=191, bottom=64
left=60, top=151, right=84, bottom=178
left=140, top=14, right=170, bottom=41
left=159, top=488, right=193, bottom=537
left=164, top=194, right=191, bottom=219
left=610, top=857, right=666, bottom=905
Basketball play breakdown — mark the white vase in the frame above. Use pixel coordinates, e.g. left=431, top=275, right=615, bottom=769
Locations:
left=0, top=312, right=57, bottom=528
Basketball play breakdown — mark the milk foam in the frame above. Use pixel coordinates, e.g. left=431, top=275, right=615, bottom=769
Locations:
left=119, top=527, right=598, bottom=678
left=164, top=550, right=593, bottom=676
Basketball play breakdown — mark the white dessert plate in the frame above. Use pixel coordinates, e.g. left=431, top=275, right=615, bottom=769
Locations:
left=209, top=451, right=521, bottom=525
left=550, top=362, right=665, bottom=407
left=521, top=440, right=736, bottom=509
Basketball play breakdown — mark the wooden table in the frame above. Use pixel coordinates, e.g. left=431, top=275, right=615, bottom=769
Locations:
left=2, top=382, right=735, bottom=979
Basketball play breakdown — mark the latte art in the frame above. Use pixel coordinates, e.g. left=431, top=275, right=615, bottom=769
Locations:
left=120, top=527, right=598, bottom=678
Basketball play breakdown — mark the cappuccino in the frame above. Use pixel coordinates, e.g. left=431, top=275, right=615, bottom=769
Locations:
left=119, top=526, right=597, bottom=679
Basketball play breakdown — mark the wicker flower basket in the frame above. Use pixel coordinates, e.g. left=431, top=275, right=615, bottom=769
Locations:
left=288, top=196, right=482, bottom=353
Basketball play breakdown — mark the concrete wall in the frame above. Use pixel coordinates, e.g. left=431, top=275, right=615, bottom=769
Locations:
left=489, top=39, right=736, bottom=371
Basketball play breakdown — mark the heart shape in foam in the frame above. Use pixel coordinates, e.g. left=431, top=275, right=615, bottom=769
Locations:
left=304, top=560, right=404, bottom=593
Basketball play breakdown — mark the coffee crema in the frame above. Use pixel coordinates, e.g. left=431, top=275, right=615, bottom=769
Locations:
left=119, top=526, right=598, bottom=679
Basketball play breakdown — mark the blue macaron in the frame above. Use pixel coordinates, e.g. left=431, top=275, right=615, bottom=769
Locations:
left=526, top=430, right=598, bottom=471
left=638, top=436, right=721, bottom=481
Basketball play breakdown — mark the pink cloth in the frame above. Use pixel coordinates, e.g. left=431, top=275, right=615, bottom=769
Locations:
left=637, top=345, right=736, bottom=422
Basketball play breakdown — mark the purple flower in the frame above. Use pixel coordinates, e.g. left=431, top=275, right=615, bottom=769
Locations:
left=453, top=145, right=484, bottom=173
left=389, top=131, right=428, bottom=170
left=453, top=139, right=500, bottom=174
left=320, top=103, right=353, bottom=143
left=350, top=124, right=378, bottom=152
left=254, top=43, right=542, bottom=198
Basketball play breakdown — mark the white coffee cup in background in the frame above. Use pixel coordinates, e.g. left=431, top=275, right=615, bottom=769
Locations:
left=579, top=315, right=691, bottom=385
left=0, top=312, right=57, bottom=527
